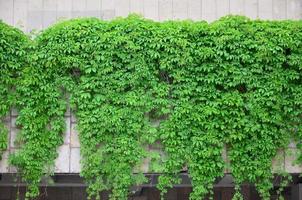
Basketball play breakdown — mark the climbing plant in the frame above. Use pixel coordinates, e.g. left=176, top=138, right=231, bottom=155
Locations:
left=1, top=15, right=302, bottom=200
left=0, top=21, right=28, bottom=160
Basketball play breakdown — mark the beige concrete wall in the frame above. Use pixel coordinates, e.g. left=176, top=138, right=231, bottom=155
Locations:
left=0, top=0, right=301, bottom=33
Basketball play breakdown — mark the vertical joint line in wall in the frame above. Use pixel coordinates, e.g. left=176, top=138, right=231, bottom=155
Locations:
left=283, top=148, right=285, bottom=171
left=186, top=0, right=188, bottom=19
left=71, top=0, right=74, bottom=17
left=257, top=0, right=259, bottom=18
left=55, top=0, right=58, bottom=23
left=215, top=0, right=217, bottom=20
left=101, top=0, right=104, bottom=19
left=243, top=0, right=246, bottom=15
left=129, top=0, right=131, bottom=15
left=129, top=0, right=131, bottom=17
left=272, top=0, right=274, bottom=19
left=157, top=0, right=159, bottom=21
left=85, top=0, right=88, bottom=16
left=42, top=0, right=45, bottom=29
left=69, top=119, right=72, bottom=173
left=285, top=0, right=288, bottom=19
left=85, top=0, right=89, bottom=17
left=301, top=0, right=302, bottom=19
left=201, top=0, right=202, bottom=20
left=9, top=111, right=12, bottom=156
left=142, top=0, right=145, bottom=19
left=172, top=0, right=174, bottom=19
left=12, top=0, right=15, bottom=26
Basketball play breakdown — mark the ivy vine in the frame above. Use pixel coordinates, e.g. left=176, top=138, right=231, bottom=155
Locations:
left=1, top=16, right=302, bottom=200
left=0, top=21, right=28, bottom=159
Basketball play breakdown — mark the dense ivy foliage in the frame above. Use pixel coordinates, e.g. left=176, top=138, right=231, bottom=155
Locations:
left=1, top=16, right=302, bottom=200
left=0, top=21, right=28, bottom=159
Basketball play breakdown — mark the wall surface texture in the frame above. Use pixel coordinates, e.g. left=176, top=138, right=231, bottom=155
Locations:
left=0, top=0, right=302, bottom=174
left=0, top=0, right=302, bottom=33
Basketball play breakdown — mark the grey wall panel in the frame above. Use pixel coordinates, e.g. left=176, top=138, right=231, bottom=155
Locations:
left=144, top=0, right=159, bottom=20
left=159, top=0, right=173, bottom=21
left=202, top=0, right=217, bottom=22
left=188, top=0, right=201, bottom=20
left=1, top=0, right=302, bottom=32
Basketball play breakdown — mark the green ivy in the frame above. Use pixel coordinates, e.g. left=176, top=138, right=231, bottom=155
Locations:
left=1, top=15, right=302, bottom=200
left=0, top=21, right=28, bottom=160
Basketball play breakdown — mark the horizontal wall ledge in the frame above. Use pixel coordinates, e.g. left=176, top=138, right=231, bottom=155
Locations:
left=0, top=173, right=302, bottom=188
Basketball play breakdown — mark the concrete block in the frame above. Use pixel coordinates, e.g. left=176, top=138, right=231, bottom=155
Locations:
left=102, top=0, right=115, bottom=10
left=222, top=145, right=230, bottom=173
left=72, top=0, right=86, bottom=18
left=87, top=10, right=103, bottom=18
left=230, top=0, right=244, bottom=15
left=27, top=10, right=43, bottom=32
left=55, top=144, right=70, bottom=173
left=27, top=0, right=43, bottom=32
left=43, top=0, right=57, bottom=28
left=287, top=0, right=302, bottom=19
left=65, top=105, right=71, bottom=117
left=57, top=11, right=72, bottom=21
left=115, top=0, right=130, bottom=17
left=0, top=151, right=9, bottom=173
left=273, top=0, right=286, bottom=19
left=130, top=0, right=144, bottom=15
left=71, top=113, right=77, bottom=123
left=11, top=117, right=17, bottom=128
left=70, top=148, right=81, bottom=173
left=258, top=0, right=273, bottom=19
left=10, top=127, right=20, bottom=148
left=0, top=0, right=14, bottom=25
left=87, top=0, right=102, bottom=10
left=71, top=123, right=80, bottom=148
left=217, top=0, right=230, bottom=18
left=143, top=0, right=159, bottom=20
left=13, top=0, right=28, bottom=33
left=159, top=0, right=173, bottom=21
left=72, top=0, right=86, bottom=11
left=272, top=149, right=285, bottom=173
left=64, top=117, right=71, bottom=144
left=102, top=9, right=116, bottom=20
left=202, top=0, right=217, bottom=22
left=42, top=10, right=57, bottom=29
left=86, top=0, right=102, bottom=18
left=244, top=0, right=258, bottom=19
left=57, top=0, right=72, bottom=19
left=139, top=157, right=150, bottom=173
left=57, top=0, right=72, bottom=11
left=11, top=108, right=18, bottom=117
left=285, top=148, right=302, bottom=173
left=188, top=0, right=202, bottom=20
left=173, top=0, right=188, bottom=20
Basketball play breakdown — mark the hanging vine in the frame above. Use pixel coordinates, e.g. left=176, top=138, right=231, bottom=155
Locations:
left=0, top=21, right=28, bottom=160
